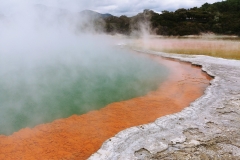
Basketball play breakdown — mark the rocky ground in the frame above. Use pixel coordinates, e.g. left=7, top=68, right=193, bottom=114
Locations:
left=89, top=50, right=240, bottom=160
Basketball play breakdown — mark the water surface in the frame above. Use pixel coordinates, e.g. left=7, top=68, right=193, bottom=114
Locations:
left=0, top=46, right=169, bottom=135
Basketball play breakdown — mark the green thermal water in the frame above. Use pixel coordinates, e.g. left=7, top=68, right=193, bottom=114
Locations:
left=0, top=47, right=169, bottom=135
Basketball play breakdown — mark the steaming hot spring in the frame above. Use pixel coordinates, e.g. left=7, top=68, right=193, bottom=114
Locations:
left=0, top=34, right=170, bottom=135
left=0, top=6, right=212, bottom=159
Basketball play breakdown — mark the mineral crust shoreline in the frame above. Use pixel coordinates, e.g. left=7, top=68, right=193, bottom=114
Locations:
left=89, top=50, right=240, bottom=159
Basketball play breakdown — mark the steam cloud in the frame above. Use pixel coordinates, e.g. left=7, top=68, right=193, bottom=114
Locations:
left=0, top=2, right=168, bottom=135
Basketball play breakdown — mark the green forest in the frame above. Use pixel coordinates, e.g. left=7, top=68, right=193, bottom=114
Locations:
left=100, top=0, right=240, bottom=36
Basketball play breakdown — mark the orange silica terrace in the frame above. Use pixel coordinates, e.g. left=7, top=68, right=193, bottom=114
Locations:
left=0, top=53, right=212, bottom=160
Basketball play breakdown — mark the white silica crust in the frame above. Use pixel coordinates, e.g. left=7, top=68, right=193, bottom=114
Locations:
left=89, top=50, right=240, bottom=160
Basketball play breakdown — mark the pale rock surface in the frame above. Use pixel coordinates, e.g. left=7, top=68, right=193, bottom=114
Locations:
left=89, top=50, right=240, bottom=160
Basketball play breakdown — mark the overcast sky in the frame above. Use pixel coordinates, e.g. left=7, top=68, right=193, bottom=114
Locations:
left=1, top=0, right=223, bottom=16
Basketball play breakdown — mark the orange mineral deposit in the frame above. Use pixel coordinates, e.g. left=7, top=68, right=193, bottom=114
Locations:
left=0, top=54, right=212, bottom=160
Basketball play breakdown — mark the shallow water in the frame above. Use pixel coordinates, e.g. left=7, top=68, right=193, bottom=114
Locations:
left=0, top=47, right=169, bottom=135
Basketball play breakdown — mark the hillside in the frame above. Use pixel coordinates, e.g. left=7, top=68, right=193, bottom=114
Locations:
left=2, top=1, right=239, bottom=36
left=101, top=0, right=240, bottom=36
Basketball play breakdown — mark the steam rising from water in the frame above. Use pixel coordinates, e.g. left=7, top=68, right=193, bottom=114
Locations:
left=0, top=3, right=168, bottom=135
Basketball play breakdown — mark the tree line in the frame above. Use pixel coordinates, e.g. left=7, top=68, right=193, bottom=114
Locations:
left=100, top=0, right=240, bottom=36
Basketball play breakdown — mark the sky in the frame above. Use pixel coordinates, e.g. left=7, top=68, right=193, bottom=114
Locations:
left=0, top=0, right=223, bottom=16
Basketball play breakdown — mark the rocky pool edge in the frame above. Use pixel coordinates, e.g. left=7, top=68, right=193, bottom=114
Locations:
left=89, top=50, right=240, bottom=159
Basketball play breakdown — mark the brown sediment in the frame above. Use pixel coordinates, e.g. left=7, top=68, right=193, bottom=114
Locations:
left=0, top=53, right=212, bottom=160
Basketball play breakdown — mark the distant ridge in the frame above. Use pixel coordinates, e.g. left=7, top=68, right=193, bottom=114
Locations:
left=79, top=10, right=113, bottom=18
left=33, top=5, right=114, bottom=19
left=7, top=1, right=240, bottom=36
left=101, top=13, right=113, bottom=18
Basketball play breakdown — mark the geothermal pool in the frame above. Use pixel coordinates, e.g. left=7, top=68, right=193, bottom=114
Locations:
left=0, top=52, right=212, bottom=160
left=0, top=46, right=169, bottom=135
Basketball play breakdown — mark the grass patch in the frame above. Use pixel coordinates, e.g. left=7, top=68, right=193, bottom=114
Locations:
left=132, top=37, right=240, bottom=60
